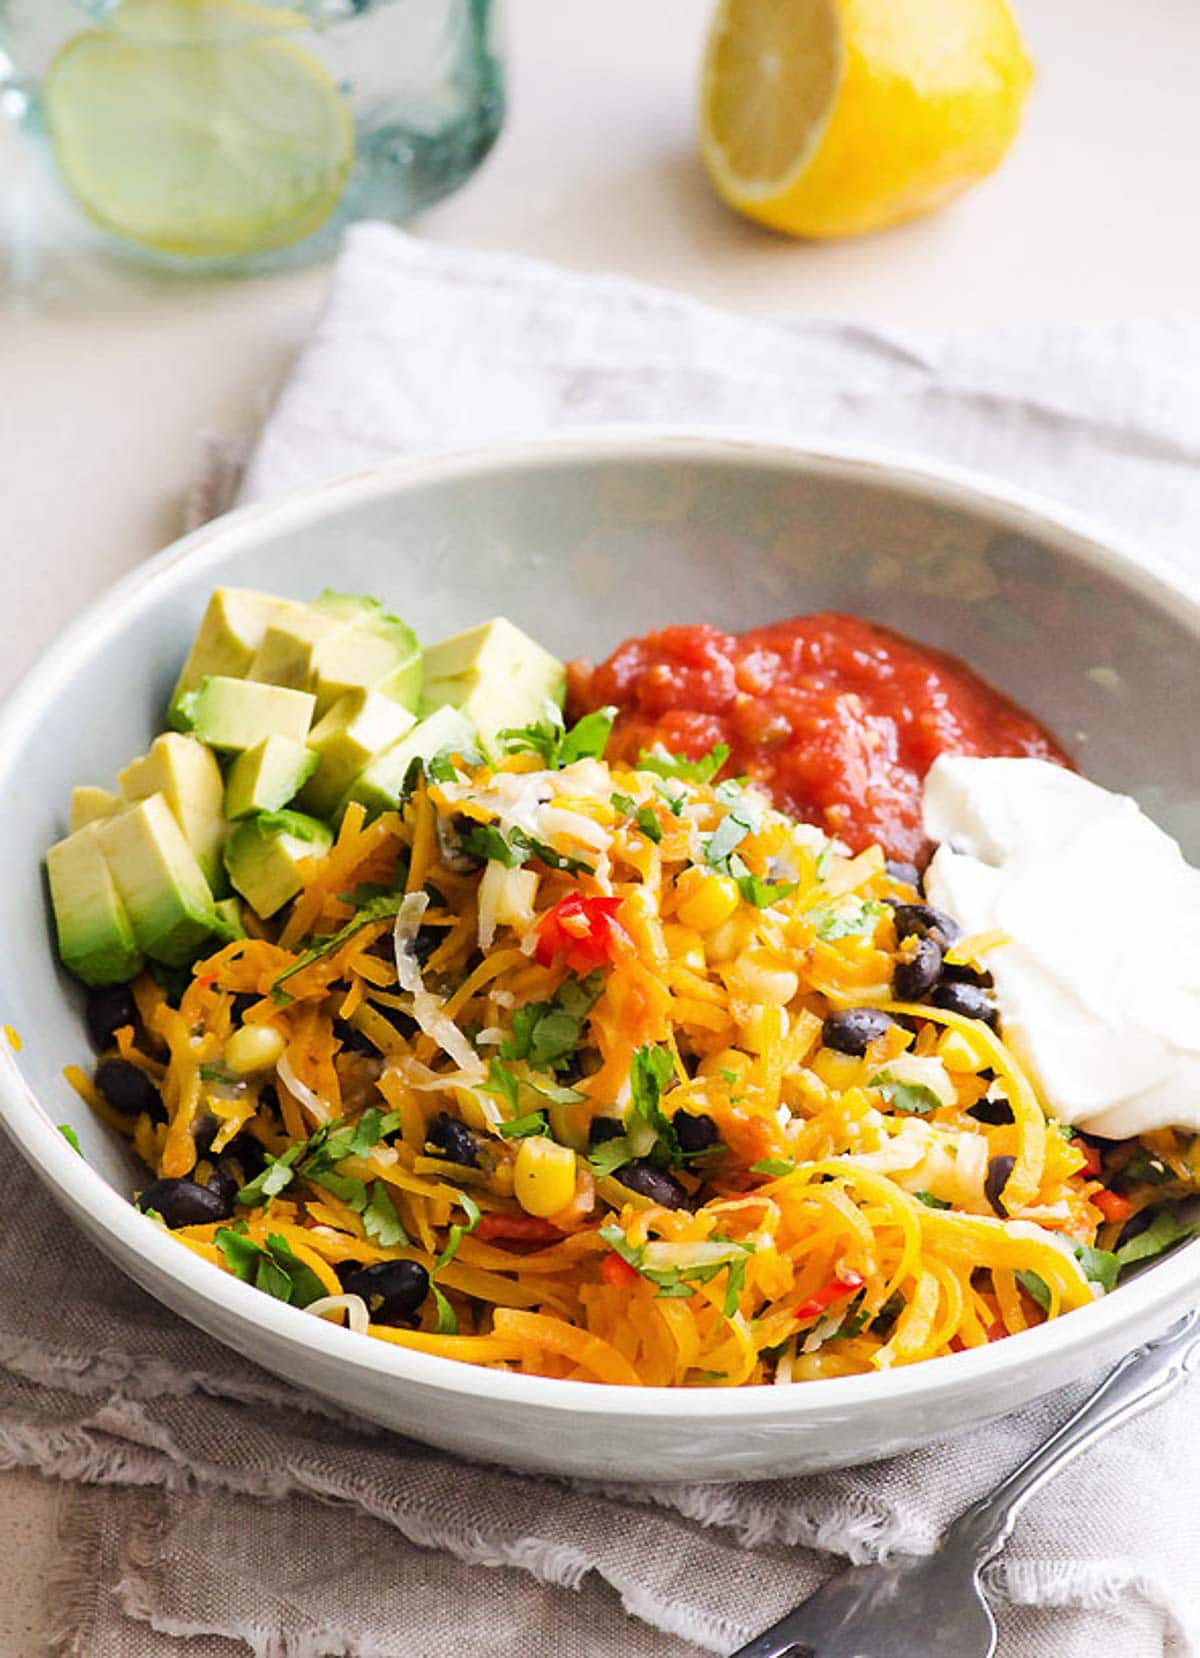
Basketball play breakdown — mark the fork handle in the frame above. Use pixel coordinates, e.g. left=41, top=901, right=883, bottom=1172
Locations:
left=943, top=1308, right=1200, bottom=1566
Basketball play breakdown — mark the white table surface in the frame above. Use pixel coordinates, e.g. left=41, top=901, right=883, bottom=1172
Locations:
left=1, top=0, right=1198, bottom=1647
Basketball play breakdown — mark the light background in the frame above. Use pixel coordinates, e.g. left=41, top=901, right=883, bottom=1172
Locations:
left=1, top=0, right=1198, bottom=1646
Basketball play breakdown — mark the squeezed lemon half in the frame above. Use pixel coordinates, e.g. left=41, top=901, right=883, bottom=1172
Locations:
left=699, top=0, right=1035, bottom=240
left=44, top=0, right=354, bottom=259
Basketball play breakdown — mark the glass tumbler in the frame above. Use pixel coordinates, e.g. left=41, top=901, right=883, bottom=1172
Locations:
left=0, top=0, right=505, bottom=275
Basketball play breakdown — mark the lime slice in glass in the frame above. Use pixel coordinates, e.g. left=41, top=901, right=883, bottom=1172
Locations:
left=43, top=0, right=355, bottom=259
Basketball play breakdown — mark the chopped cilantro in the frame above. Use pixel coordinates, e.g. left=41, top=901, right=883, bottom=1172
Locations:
left=236, top=1142, right=305, bottom=1206
left=588, top=1135, right=635, bottom=1179
left=508, top=826, right=594, bottom=876
left=1121, top=1153, right=1176, bottom=1186
left=362, top=1182, right=408, bottom=1247
left=812, top=900, right=884, bottom=942
left=731, top=859, right=797, bottom=909
left=914, top=1190, right=951, bottom=1210
left=628, top=1044, right=681, bottom=1165
left=431, top=1283, right=458, bottom=1334
left=236, top=1109, right=402, bottom=1208
left=722, top=1255, right=747, bottom=1317
left=461, top=823, right=521, bottom=868
left=635, top=805, right=663, bottom=843
left=57, top=1124, right=84, bottom=1157
left=213, top=1228, right=325, bottom=1307
left=271, top=894, right=406, bottom=992
left=480, top=1058, right=521, bottom=1112
left=611, top=791, right=636, bottom=815
left=498, top=703, right=616, bottom=768
left=638, top=742, right=730, bottom=785
left=704, top=807, right=757, bottom=870
left=497, top=1111, right=552, bottom=1140
left=500, top=973, right=602, bottom=1073
left=1074, top=1242, right=1119, bottom=1293
left=870, top=1069, right=943, bottom=1116
left=654, top=781, right=686, bottom=815
left=199, top=1063, right=240, bottom=1085
left=307, top=1169, right=369, bottom=1211
left=750, top=1157, right=796, bottom=1178
left=561, top=707, right=617, bottom=765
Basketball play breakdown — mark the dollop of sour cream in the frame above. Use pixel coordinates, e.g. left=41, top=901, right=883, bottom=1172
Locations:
left=923, top=756, right=1200, bottom=1139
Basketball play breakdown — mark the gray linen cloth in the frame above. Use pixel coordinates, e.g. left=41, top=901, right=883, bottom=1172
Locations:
left=8, top=224, right=1200, bottom=1657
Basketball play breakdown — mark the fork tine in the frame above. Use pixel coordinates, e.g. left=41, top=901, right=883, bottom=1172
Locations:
left=726, top=1608, right=814, bottom=1658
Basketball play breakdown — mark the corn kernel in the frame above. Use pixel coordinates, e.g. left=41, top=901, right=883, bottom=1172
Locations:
left=697, top=1047, right=752, bottom=1081
left=662, top=923, right=706, bottom=974
left=677, top=871, right=740, bottom=933
left=729, top=946, right=800, bottom=1008
left=811, top=1048, right=861, bottom=1090
left=936, top=1027, right=983, bottom=1073
left=706, top=910, right=756, bottom=963
left=223, top=1023, right=285, bottom=1077
left=737, top=1004, right=788, bottom=1055
left=513, top=1137, right=577, bottom=1217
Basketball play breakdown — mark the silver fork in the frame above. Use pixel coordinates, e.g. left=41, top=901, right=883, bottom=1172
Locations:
left=729, top=1308, right=1200, bottom=1658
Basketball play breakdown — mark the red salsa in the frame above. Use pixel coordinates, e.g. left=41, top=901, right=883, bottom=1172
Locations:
left=567, top=613, right=1071, bottom=862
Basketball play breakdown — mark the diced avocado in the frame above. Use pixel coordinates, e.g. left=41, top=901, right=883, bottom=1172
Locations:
left=177, top=676, right=315, bottom=752
left=421, top=618, right=565, bottom=758
left=95, top=795, right=217, bottom=966
left=46, top=825, right=144, bottom=986
left=310, top=609, right=422, bottom=718
left=246, top=602, right=347, bottom=691
left=299, top=690, right=416, bottom=818
left=310, top=590, right=382, bottom=623
left=225, top=737, right=318, bottom=821
left=223, top=810, right=333, bottom=918
left=70, top=786, right=122, bottom=834
left=341, top=705, right=477, bottom=818
left=212, top=897, right=248, bottom=942
left=169, top=588, right=288, bottom=719
left=118, top=733, right=227, bottom=892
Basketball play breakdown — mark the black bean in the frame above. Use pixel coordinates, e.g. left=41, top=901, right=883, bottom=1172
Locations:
left=613, top=1161, right=689, bottom=1209
left=1116, top=1209, right=1154, bottom=1250
left=889, top=903, right=963, bottom=950
left=941, top=962, right=994, bottom=989
left=892, top=936, right=943, bottom=1001
left=373, top=1002, right=419, bottom=1039
left=233, top=1133, right=268, bottom=1179
left=588, top=1116, right=625, bottom=1145
left=85, top=983, right=138, bottom=1052
left=673, top=1112, right=719, bottom=1154
left=333, top=1016, right=377, bottom=1056
left=192, top=1113, right=220, bottom=1158
left=340, top=1259, right=430, bottom=1325
left=822, top=1008, right=896, bottom=1057
left=136, top=1176, right=233, bottom=1227
left=967, top=1096, right=1014, bottom=1125
left=203, top=1168, right=239, bottom=1207
left=929, top=982, right=998, bottom=1029
left=885, top=860, right=922, bottom=892
left=426, top=1112, right=481, bottom=1168
left=985, top=1155, right=1016, bottom=1218
left=95, top=1058, right=163, bottom=1119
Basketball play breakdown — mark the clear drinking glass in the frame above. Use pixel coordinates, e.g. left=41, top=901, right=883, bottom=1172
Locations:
left=0, top=0, right=505, bottom=275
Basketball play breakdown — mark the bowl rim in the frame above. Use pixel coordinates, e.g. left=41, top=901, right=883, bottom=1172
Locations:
left=3, top=423, right=1198, bottom=1421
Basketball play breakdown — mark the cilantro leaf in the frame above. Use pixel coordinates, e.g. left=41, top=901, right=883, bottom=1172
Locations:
left=655, top=781, right=686, bottom=815
left=638, top=743, right=730, bottom=784
left=350, top=1107, right=403, bottom=1158
left=236, top=1142, right=304, bottom=1206
left=263, top=1234, right=326, bottom=1307
left=307, top=1170, right=369, bottom=1211
left=497, top=1111, right=551, bottom=1140
left=704, top=808, right=757, bottom=870
left=732, top=862, right=797, bottom=909
left=560, top=706, right=617, bottom=765
left=1115, top=1209, right=1198, bottom=1270
left=1015, top=1269, right=1052, bottom=1313
left=362, top=1182, right=409, bottom=1247
left=57, top=1124, right=84, bottom=1157
left=813, top=900, right=884, bottom=942
left=597, top=1221, right=645, bottom=1272
left=213, top=1228, right=325, bottom=1307
left=870, top=1069, right=943, bottom=1116
left=914, top=1190, right=951, bottom=1210
left=271, top=894, right=407, bottom=992
left=508, top=827, right=594, bottom=876
left=628, top=1044, right=680, bottom=1166
left=633, top=806, right=663, bottom=844
left=480, top=1058, right=521, bottom=1112
left=461, top=823, right=521, bottom=868
left=611, top=791, right=636, bottom=816
left=750, top=1157, right=796, bottom=1178
left=1121, top=1152, right=1176, bottom=1186
left=588, top=1135, right=635, bottom=1179
left=1074, top=1241, right=1119, bottom=1294
left=498, top=704, right=616, bottom=769
left=722, top=1254, right=747, bottom=1318
left=500, top=974, right=602, bottom=1072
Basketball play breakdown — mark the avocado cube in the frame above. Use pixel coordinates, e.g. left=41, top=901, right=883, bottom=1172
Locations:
left=95, top=795, right=217, bottom=966
left=310, top=590, right=382, bottom=623
left=177, top=676, right=315, bottom=752
left=223, top=810, right=333, bottom=918
left=341, top=705, right=477, bottom=818
left=211, top=897, right=248, bottom=942
left=225, top=737, right=319, bottom=821
left=118, top=733, right=227, bottom=892
left=169, top=588, right=288, bottom=718
left=299, top=690, right=416, bottom=818
left=246, top=603, right=347, bottom=691
left=421, top=618, right=565, bottom=758
left=69, top=786, right=123, bottom=834
left=311, top=610, right=422, bottom=719
left=46, top=825, right=144, bottom=986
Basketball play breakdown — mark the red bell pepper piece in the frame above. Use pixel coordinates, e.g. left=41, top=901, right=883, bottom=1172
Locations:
left=1094, top=1189, right=1135, bottom=1224
left=1072, top=1138, right=1102, bottom=1178
left=534, top=893, right=632, bottom=974
left=474, top=1212, right=564, bottom=1244
left=601, top=1251, right=642, bottom=1289
left=794, top=1270, right=864, bottom=1322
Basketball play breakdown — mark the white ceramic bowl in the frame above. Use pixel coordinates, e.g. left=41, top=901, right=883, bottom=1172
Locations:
left=2, top=432, right=1198, bottom=1484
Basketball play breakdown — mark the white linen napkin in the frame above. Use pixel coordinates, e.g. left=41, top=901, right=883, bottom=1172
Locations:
left=27, top=223, right=1200, bottom=1658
